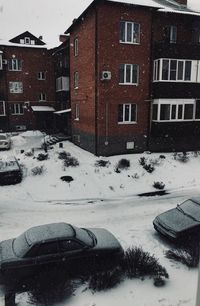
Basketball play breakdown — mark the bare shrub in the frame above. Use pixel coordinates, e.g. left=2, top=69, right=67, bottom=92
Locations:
left=63, top=156, right=79, bottom=167
left=37, top=153, right=49, bottom=161
left=24, top=150, right=34, bottom=157
left=58, top=151, right=71, bottom=160
left=153, top=181, right=165, bottom=190
left=88, top=268, right=123, bottom=291
left=95, top=160, right=111, bottom=167
left=173, top=152, right=189, bottom=163
left=116, top=159, right=130, bottom=171
left=31, top=165, right=45, bottom=176
left=143, top=163, right=155, bottom=173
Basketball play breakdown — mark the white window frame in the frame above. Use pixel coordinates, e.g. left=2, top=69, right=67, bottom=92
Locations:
left=74, top=71, right=79, bottom=89
left=0, top=53, right=2, bottom=70
left=38, top=72, right=46, bottom=80
left=118, top=103, right=137, bottom=124
left=119, top=64, right=139, bottom=85
left=153, top=58, right=198, bottom=83
left=152, top=99, right=200, bottom=122
left=25, top=37, right=31, bottom=45
left=0, top=101, right=6, bottom=116
left=11, top=103, right=24, bottom=115
left=9, top=82, right=23, bottom=93
left=8, top=59, right=22, bottom=71
left=74, top=38, right=78, bottom=56
left=39, top=93, right=46, bottom=101
left=56, top=77, right=69, bottom=92
left=75, top=104, right=80, bottom=120
left=120, top=21, right=140, bottom=44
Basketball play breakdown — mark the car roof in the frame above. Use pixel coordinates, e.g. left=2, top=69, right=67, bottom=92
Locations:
left=25, top=222, right=75, bottom=245
left=189, top=198, right=200, bottom=205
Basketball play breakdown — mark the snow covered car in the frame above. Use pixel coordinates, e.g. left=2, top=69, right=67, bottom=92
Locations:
left=0, top=133, right=11, bottom=150
left=0, top=222, right=123, bottom=284
left=153, top=197, right=200, bottom=241
left=0, top=156, right=22, bottom=185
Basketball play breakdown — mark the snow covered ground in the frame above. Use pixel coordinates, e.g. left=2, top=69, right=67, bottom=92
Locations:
left=0, top=131, right=199, bottom=305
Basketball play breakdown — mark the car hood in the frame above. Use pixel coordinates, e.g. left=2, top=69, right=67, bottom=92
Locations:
left=0, top=239, right=16, bottom=262
left=89, top=228, right=122, bottom=251
left=156, top=207, right=200, bottom=233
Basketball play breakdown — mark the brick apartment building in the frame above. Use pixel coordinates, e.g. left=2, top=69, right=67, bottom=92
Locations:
left=66, top=0, right=200, bottom=156
left=0, top=31, right=56, bottom=132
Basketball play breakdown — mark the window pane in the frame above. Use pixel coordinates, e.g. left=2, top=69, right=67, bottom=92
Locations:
left=195, top=100, right=200, bottom=119
left=178, top=104, right=183, bottom=119
left=127, top=23, right=132, bottom=42
left=119, top=64, right=124, bottom=83
left=184, top=61, right=192, bottom=81
left=170, top=26, right=177, bottom=43
left=177, top=61, right=184, bottom=80
left=120, top=22, right=125, bottom=42
left=125, top=105, right=130, bottom=121
left=38, top=242, right=58, bottom=256
left=160, top=104, right=170, bottom=120
left=133, top=23, right=140, bottom=43
left=171, top=105, right=176, bottom=119
left=162, top=60, right=169, bottom=80
left=126, top=65, right=131, bottom=83
left=132, top=65, right=138, bottom=84
left=152, top=104, right=158, bottom=120
left=131, top=104, right=136, bottom=121
left=170, top=60, right=177, bottom=80
left=184, top=104, right=193, bottom=119
left=59, top=240, right=82, bottom=252
left=118, top=104, right=123, bottom=122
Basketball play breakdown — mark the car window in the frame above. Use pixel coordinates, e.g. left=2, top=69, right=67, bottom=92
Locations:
left=0, top=135, right=6, bottom=140
left=59, top=239, right=82, bottom=252
left=37, top=241, right=59, bottom=256
left=24, top=245, right=39, bottom=258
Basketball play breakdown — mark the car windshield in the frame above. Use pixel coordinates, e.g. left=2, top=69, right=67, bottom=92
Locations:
left=0, top=135, right=6, bottom=140
left=13, top=233, right=30, bottom=257
left=177, top=200, right=200, bottom=221
left=73, top=226, right=95, bottom=247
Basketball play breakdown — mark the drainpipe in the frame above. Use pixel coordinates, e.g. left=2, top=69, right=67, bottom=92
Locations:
left=95, top=6, right=99, bottom=156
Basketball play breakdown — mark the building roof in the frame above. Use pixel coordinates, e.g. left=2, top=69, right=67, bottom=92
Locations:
left=31, top=106, right=55, bottom=112
left=0, top=31, right=46, bottom=48
left=66, top=0, right=200, bottom=33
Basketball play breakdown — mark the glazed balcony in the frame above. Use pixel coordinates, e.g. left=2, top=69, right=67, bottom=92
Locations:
left=153, top=42, right=200, bottom=60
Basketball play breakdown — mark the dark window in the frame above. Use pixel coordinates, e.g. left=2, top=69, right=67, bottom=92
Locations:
left=178, top=104, right=183, bottom=119
left=59, top=240, right=82, bottom=252
left=119, top=21, right=140, bottom=44
left=195, top=100, right=200, bottom=119
left=118, top=104, right=137, bottom=123
left=162, top=60, right=169, bottom=80
left=171, top=105, right=176, bottom=119
left=170, top=60, right=177, bottom=80
left=184, top=104, right=194, bottom=119
left=184, top=61, right=192, bottom=81
left=38, top=242, right=59, bottom=256
left=170, top=26, right=177, bottom=44
left=152, top=104, right=158, bottom=120
left=160, top=104, right=170, bottom=120
left=177, top=61, right=184, bottom=80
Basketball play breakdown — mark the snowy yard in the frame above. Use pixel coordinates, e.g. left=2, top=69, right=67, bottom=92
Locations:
left=0, top=131, right=199, bottom=305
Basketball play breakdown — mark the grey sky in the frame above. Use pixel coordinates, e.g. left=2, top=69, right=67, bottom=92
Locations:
left=0, top=0, right=199, bottom=48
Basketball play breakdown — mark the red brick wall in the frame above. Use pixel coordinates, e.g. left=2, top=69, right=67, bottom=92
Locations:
left=70, top=8, right=96, bottom=135
left=96, top=3, right=152, bottom=138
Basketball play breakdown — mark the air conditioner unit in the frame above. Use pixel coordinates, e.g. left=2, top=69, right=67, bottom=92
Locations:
left=101, top=71, right=111, bottom=80
left=2, top=59, right=7, bottom=65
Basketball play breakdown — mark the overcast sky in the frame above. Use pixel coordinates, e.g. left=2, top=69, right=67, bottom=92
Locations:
left=0, top=0, right=199, bottom=48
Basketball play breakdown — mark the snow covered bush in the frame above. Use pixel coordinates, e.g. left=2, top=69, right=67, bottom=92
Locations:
left=173, top=152, right=189, bottom=163
left=58, top=150, right=71, bottom=160
left=139, top=157, right=146, bottom=166
left=153, top=181, right=165, bottom=190
left=139, top=157, right=155, bottom=173
left=88, top=268, right=123, bottom=291
left=95, top=159, right=111, bottom=167
left=60, top=176, right=74, bottom=183
left=143, top=163, right=155, bottom=173
left=37, top=153, right=49, bottom=161
left=24, top=150, right=34, bottom=157
left=63, top=156, right=79, bottom=167
left=121, top=247, right=168, bottom=280
left=31, top=165, right=45, bottom=176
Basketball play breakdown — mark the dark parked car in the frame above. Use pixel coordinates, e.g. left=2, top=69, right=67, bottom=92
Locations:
left=0, top=222, right=123, bottom=284
left=153, top=197, right=200, bottom=241
left=0, top=156, right=22, bottom=185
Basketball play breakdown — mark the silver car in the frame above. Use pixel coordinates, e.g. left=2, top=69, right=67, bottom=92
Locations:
left=0, top=134, right=11, bottom=150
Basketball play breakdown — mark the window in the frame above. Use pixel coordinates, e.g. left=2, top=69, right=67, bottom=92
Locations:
left=170, top=26, right=177, bottom=44
left=74, top=71, right=79, bottom=89
left=74, top=38, right=78, bottom=56
left=56, top=77, right=69, bottom=91
left=25, top=37, right=31, bottom=44
left=59, top=240, right=82, bottom=252
left=38, top=72, right=46, bottom=80
left=119, top=64, right=139, bottom=85
left=9, top=82, right=23, bottom=93
left=120, top=21, right=140, bottom=44
left=11, top=103, right=24, bottom=115
left=8, top=59, right=22, bottom=71
left=0, top=101, right=6, bottom=116
left=152, top=99, right=200, bottom=122
left=118, top=104, right=137, bottom=124
left=37, top=242, right=59, bottom=256
left=39, top=93, right=46, bottom=101
left=0, top=53, right=2, bottom=70
left=75, top=104, right=80, bottom=120
left=153, top=59, right=194, bottom=82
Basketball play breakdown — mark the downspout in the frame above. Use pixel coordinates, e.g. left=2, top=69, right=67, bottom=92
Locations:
left=95, top=6, right=99, bottom=156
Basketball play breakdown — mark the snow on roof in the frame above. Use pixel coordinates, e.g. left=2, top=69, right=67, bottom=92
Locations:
left=107, top=0, right=200, bottom=16
left=0, top=39, right=47, bottom=49
left=31, top=106, right=55, bottom=112
left=54, top=109, right=71, bottom=114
